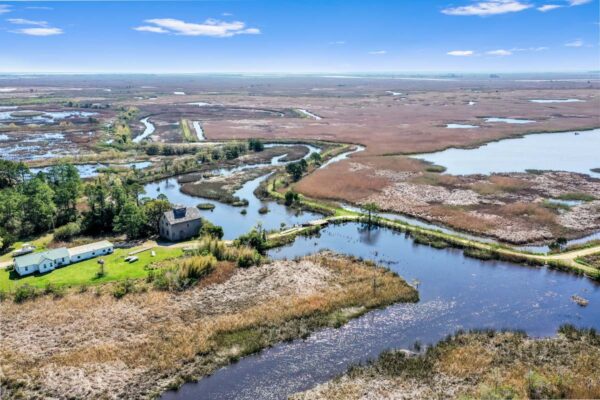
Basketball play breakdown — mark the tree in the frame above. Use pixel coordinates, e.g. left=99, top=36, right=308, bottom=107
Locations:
left=309, top=152, right=322, bottom=165
left=0, top=160, right=29, bottom=189
left=248, top=138, right=264, bottom=152
left=47, top=164, right=82, bottom=225
left=114, top=201, right=147, bottom=239
left=142, top=199, right=171, bottom=234
left=286, top=161, right=307, bottom=182
left=22, top=177, right=56, bottom=234
left=284, top=190, right=299, bottom=206
left=362, top=202, right=379, bottom=226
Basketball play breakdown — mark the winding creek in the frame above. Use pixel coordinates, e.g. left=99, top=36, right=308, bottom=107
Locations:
left=150, top=136, right=600, bottom=399
left=133, top=117, right=155, bottom=143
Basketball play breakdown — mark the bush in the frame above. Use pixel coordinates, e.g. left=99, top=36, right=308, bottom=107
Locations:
left=284, top=190, right=299, bottom=206
left=236, top=247, right=261, bottom=268
left=43, top=283, right=64, bottom=298
left=199, top=220, right=224, bottom=239
left=112, top=279, right=135, bottom=299
left=258, top=206, right=269, bottom=214
left=14, top=284, right=38, bottom=303
left=151, top=255, right=216, bottom=291
left=235, top=228, right=268, bottom=254
left=53, top=222, right=81, bottom=242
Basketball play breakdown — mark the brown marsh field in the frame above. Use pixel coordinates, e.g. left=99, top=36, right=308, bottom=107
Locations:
left=1, top=73, right=599, bottom=244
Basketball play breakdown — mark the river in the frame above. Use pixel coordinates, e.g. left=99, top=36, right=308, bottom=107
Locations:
left=162, top=222, right=600, bottom=400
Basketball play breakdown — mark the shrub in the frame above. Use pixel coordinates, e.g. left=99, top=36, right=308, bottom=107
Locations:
left=43, top=283, right=64, bottom=298
left=284, top=190, right=299, bottom=206
left=235, top=228, right=268, bottom=254
left=112, top=279, right=135, bottom=299
left=53, top=222, right=81, bottom=242
left=151, top=255, right=216, bottom=291
left=258, top=206, right=269, bottom=214
left=14, top=284, right=38, bottom=303
left=236, top=247, right=261, bottom=268
left=199, top=220, right=224, bottom=239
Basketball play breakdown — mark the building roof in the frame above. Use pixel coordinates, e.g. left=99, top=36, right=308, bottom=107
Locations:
left=162, top=207, right=202, bottom=225
left=68, top=240, right=114, bottom=257
left=14, top=248, right=70, bottom=268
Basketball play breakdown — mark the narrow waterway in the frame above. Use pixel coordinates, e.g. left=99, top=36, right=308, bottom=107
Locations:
left=144, top=143, right=324, bottom=239
left=133, top=117, right=155, bottom=143
left=162, top=222, right=600, bottom=400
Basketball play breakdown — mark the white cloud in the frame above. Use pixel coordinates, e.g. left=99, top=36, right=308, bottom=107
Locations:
left=442, top=0, right=532, bottom=16
left=14, top=27, right=63, bottom=36
left=565, top=39, right=583, bottom=47
left=133, top=18, right=260, bottom=37
left=222, top=12, right=233, bottom=16
left=447, top=50, right=475, bottom=56
left=329, top=40, right=346, bottom=45
left=512, top=46, right=549, bottom=51
left=25, top=6, right=52, bottom=10
left=368, top=50, right=387, bottom=55
left=0, top=5, right=10, bottom=14
left=7, top=18, right=48, bottom=26
left=537, top=4, right=563, bottom=11
left=569, top=0, right=592, bottom=5
left=134, top=26, right=168, bottom=33
left=486, top=49, right=512, bottom=55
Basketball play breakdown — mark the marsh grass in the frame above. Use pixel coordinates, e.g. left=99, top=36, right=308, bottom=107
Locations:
left=0, top=253, right=417, bottom=399
left=299, top=327, right=600, bottom=400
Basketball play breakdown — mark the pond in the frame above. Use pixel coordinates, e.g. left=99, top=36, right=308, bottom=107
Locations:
left=31, top=161, right=152, bottom=178
left=485, top=117, right=535, bottom=124
left=529, top=99, right=584, bottom=103
left=162, top=222, right=600, bottom=400
left=412, top=128, right=600, bottom=178
left=446, top=123, right=478, bottom=129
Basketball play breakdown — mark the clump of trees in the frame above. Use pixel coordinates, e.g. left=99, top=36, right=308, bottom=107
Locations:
left=284, top=190, right=300, bottom=206
left=286, top=159, right=308, bottom=181
left=0, top=162, right=82, bottom=249
left=248, top=138, right=264, bottom=152
left=84, top=176, right=171, bottom=239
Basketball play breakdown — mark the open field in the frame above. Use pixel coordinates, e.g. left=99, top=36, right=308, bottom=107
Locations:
left=292, top=326, right=600, bottom=400
left=0, top=253, right=417, bottom=399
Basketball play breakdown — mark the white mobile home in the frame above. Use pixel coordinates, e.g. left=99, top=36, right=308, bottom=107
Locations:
left=13, top=248, right=70, bottom=276
left=68, top=240, right=114, bottom=262
left=13, top=240, right=114, bottom=277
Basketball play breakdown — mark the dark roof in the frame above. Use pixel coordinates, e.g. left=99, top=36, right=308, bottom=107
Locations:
left=162, top=206, right=202, bottom=225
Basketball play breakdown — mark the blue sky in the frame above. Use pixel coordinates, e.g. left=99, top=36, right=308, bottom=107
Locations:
left=1, top=0, right=598, bottom=73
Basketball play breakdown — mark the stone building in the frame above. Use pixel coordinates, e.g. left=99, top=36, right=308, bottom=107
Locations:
left=159, top=206, right=202, bottom=241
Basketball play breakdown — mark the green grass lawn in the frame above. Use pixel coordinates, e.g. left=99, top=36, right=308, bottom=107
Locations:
left=0, top=246, right=183, bottom=292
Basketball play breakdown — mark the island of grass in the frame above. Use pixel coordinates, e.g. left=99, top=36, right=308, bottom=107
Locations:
left=0, top=251, right=418, bottom=399
left=293, top=326, right=600, bottom=399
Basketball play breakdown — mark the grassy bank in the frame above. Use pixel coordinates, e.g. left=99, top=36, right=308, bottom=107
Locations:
left=293, top=326, right=600, bottom=399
